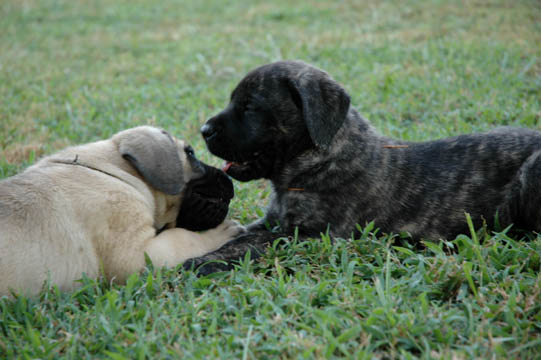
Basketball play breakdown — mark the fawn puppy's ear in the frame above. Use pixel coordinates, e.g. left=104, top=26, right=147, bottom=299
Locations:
left=116, top=126, right=185, bottom=195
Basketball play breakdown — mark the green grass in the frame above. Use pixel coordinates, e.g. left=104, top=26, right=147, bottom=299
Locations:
left=1, top=0, right=540, bottom=358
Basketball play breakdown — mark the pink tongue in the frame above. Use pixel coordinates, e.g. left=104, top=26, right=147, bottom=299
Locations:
left=223, top=161, right=233, bottom=172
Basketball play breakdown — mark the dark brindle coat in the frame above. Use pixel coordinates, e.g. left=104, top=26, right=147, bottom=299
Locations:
left=185, top=60, right=541, bottom=274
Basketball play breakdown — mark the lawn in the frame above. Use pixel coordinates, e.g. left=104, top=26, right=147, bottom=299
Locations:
left=1, top=0, right=540, bottom=358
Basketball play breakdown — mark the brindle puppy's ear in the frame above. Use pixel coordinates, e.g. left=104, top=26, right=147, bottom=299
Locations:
left=287, top=68, right=350, bottom=148
left=118, top=127, right=185, bottom=195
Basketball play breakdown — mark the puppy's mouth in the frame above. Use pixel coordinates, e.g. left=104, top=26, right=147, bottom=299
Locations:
left=221, top=152, right=266, bottom=181
left=223, top=160, right=253, bottom=173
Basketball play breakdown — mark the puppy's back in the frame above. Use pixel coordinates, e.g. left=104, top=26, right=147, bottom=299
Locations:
left=0, top=166, right=100, bottom=296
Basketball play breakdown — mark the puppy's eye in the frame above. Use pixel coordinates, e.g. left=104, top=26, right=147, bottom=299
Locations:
left=185, top=146, right=195, bottom=157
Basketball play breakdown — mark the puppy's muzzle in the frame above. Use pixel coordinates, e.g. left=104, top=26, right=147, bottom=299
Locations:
left=200, top=123, right=215, bottom=139
left=201, top=118, right=223, bottom=142
left=176, top=161, right=234, bottom=231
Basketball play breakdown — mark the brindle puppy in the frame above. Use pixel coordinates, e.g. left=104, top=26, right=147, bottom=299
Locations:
left=184, top=60, right=541, bottom=274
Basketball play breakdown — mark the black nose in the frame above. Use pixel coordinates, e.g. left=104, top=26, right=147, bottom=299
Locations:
left=200, top=123, right=216, bottom=139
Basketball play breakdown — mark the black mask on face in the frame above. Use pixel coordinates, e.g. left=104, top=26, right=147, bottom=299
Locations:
left=176, top=162, right=234, bottom=231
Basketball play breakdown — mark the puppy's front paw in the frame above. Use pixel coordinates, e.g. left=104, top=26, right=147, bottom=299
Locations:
left=216, top=219, right=247, bottom=238
left=198, top=219, right=246, bottom=247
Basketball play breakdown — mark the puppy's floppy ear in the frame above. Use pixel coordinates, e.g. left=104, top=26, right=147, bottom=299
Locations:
left=117, top=127, right=185, bottom=195
left=288, top=69, right=350, bottom=148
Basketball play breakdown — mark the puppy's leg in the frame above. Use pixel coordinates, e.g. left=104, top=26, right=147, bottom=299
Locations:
left=516, top=150, right=541, bottom=231
left=182, top=224, right=285, bottom=275
left=144, top=220, right=245, bottom=268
